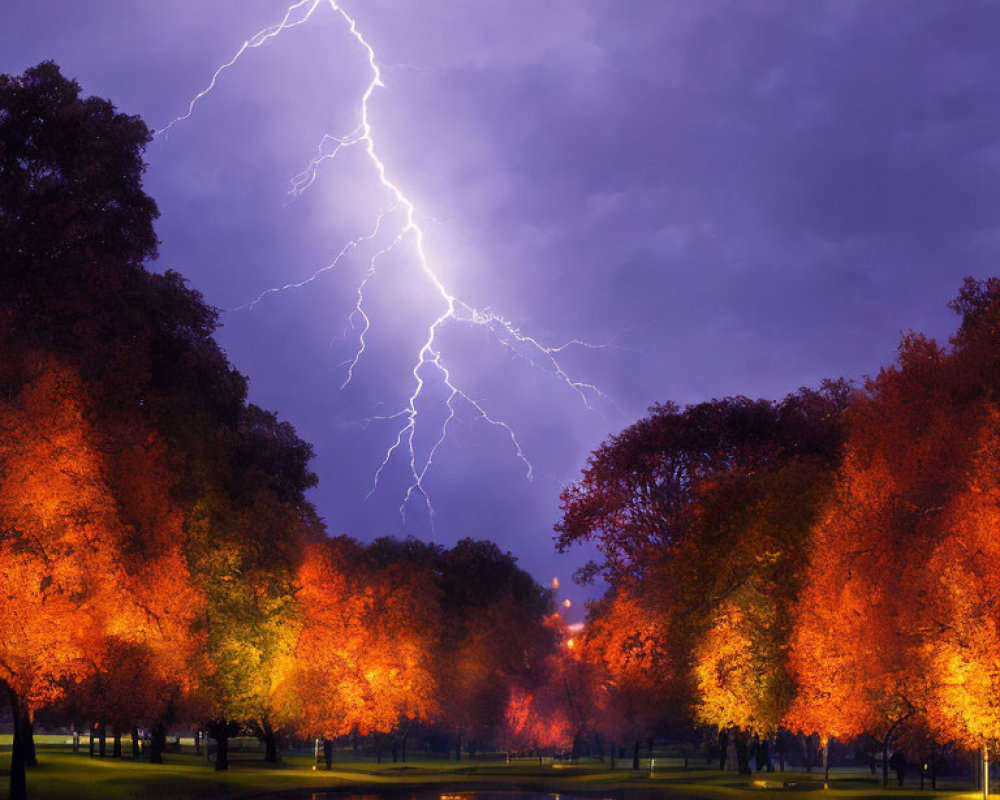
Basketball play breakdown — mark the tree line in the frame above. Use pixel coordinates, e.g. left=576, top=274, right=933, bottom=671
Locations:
left=0, top=63, right=570, bottom=800
left=558, top=277, right=1000, bottom=786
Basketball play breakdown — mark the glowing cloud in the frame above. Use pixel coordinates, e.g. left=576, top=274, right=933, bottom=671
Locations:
left=159, top=0, right=607, bottom=521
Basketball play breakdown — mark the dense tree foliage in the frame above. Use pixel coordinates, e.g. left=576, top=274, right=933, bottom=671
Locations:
left=557, top=277, right=1000, bottom=783
left=0, top=62, right=536, bottom=795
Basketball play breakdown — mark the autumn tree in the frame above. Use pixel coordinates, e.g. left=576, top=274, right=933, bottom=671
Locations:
left=684, top=446, right=841, bottom=773
left=0, top=364, right=127, bottom=797
left=500, top=684, right=575, bottom=758
left=434, top=539, right=555, bottom=758
left=0, top=62, right=325, bottom=780
left=556, top=386, right=849, bottom=586
left=184, top=406, right=318, bottom=769
left=499, top=615, right=583, bottom=760
left=913, top=280, right=1000, bottom=763
left=582, top=583, right=681, bottom=768
left=560, top=385, right=848, bottom=770
left=787, top=329, right=975, bottom=785
left=276, top=536, right=439, bottom=767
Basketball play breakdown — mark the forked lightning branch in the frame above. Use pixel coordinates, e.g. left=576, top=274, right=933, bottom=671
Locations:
left=158, top=0, right=606, bottom=521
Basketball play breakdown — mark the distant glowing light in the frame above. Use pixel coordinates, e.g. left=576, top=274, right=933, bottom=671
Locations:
left=566, top=638, right=575, bottom=649
left=551, top=577, right=560, bottom=589
left=562, top=598, right=571, bottom=608
left=159, top=0, right=609, bottom=522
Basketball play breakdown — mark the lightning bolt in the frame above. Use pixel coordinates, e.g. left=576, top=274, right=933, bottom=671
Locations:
left=159, top=0, right=610, bottom=522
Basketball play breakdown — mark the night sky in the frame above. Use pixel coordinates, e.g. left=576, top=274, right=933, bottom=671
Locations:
left=4, top=1, right=998, bottom=615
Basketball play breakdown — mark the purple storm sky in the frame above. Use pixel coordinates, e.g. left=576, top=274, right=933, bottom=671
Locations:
left=4, top=1, right=998, bottom=616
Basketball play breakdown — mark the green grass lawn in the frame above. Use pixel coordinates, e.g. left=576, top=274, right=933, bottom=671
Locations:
left=0, top=746, right=987, bottom=800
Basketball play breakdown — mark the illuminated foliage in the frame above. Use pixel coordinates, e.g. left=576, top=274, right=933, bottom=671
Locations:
left=279, top=536, right=438, bottom=741
left=499, top=680, right=575, bottom=754
left=786, top=365, right=942, bottom=750
left=184, top=473, right=309, bottom=765
left=919, top=280, right=1000, bottom=747
left=433, top=539, right=554, bottom=753
left=786, top=322, right=981, bottom=775
left=683, top=454, right=836, bottom=753
left=694, top=586, right=792, bottom=737
left=581, top=583, right=679, bottom=749
left=561, top=386, right=846, bottom=766
left=0, top=364, right=124, bottom=710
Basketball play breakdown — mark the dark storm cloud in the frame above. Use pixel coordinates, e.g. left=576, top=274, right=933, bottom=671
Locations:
left=3, top=0, right=998, bottom=612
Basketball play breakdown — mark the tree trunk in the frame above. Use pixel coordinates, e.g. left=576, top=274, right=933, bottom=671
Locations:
left=131, top=726, right=141, bottom=759
left=803, top=733, right=817, bottom=773
left=718, top=729, right=729, bottom=770
left=455, top=736, right=462, bottom=761
left=633, top=739, right=640, bottom=770
left=8, top=687, right=28, bottom=800
left=19, top=708, right=37, bottom=768
left=931, top=742, right=937, bottom=790
left=609, top=741, right=616, bottom=771
left=983, top=742, right=989, bottom=800
left=89, top=722, right=95, bottom=758
left=98, top=722, right=106, bottom=757
left=759, top=738, right=771, bottom=772
left=882, top=737, right=890, bottom=788
left=261, top=720, right=278, bottom=764
left=113, top=728, right=122, bottom=758
left=392, top=738, right=399, bottom=763
left=324, top=738, right=334, bottom=770
left=150, top=720, right=166, bottom=764
left=822, top=736, right=830, bottom=788
left=401, top=730, right=408, bottom=763
left=734, top=730, right=752, bottom=775
left=214, top=726, right=229, bottom=772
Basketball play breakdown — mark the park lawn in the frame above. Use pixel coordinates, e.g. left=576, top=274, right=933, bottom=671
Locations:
left=0, top=750, right=988, bottom=800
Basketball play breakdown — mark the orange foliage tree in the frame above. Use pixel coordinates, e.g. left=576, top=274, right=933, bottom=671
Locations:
left=277, top=536, right=438, bottom=766
left=916, top=281, right=1000, bottom=756
left=559, top=387, right=847, bottom=772
left=0, top=364, right=129, bottom=789
left=685, top=450, right=839, bottom=773
left=920, top=429, right=1000, bottom=750
left=787, top=331, right=975, bottom=784
left=498, top=616, right=582, bottom=759
left=582, top=582, right=680, bottom=767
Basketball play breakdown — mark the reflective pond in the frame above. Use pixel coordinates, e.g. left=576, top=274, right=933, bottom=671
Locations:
left=303, top=792, right=606, bottom=800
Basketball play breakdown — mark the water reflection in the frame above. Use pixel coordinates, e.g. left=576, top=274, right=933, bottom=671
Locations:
left=308, top=792, right=602, bottom=800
